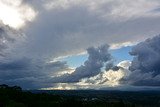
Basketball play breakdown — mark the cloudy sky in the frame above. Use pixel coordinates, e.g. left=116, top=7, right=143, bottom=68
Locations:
left=0, top=0, right=160, bottom=90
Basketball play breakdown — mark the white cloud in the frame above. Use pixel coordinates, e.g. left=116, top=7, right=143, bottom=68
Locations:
left=53, top=67, right=75, bottom=77
left=79, top=60, right=131, bottom=87
left=42, top=67, right=129, bottom=90
left=123, top=35, right=160, bottom=86
left=117, top=60, right=131, bottom=69
left=41, top=83, right=77, bottom=90
left=45, top=60, right=131, bottom=90
left=110, top=41, right=137, bottom=49
left=0, top=0, right=36, bottom=29
left=80, top=60, right=131, bottom=88
left=80, top=68, right=127, bottom=87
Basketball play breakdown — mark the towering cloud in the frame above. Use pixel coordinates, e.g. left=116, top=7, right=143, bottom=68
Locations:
left=52, top=44, right=113, bottom=83
left=56, top=35, right=160, bottom=88
left=1, top=0, right=160, bottom=90
left=123, top=35, right=160, bottom=86
left=72, top=44, right=112, bottom=80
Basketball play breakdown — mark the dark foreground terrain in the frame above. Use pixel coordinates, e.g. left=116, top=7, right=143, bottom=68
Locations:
left=0, top=84, right=160, bottom=107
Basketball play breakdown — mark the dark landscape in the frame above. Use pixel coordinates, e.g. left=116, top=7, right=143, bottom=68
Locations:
left=0, top=84, right=160, bottom=107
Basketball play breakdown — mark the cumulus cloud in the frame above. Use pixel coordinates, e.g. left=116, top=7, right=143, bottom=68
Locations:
left=1, top=0, right=160, bottom=90
left=0, top=44, right=111, bottom=89
left=44, top=60, right=131, bottom=90
left=122, top=35, right=160, bottom=86
left=78, top=60, right=131, bottom=87
left=71, top=44, right=112, bottom=80
left=80, top=68, right=128, bottom=87
left=38, top=47, right=135, bottom=90
left=117, top=60, right=131, bottom=69
left=0, top=43, right=127, bottom=89
left=51, top=44, right=113, bottom=83
left=73, top=35, right=160, bottom=88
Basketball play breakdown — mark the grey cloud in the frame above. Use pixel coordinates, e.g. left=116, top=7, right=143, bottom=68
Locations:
left=0, top=22, right=22, bottom=57
left=130, top=35, right=160, bottom=75
left=123, top=35, right=160, bottom=86
left=72, top=44, right=112, bottom=80
left=21, top=0, right=160, bottom=60
left=105, top=61, right=114, bottom=71
left=0, top=57, right=71, bottom=89
left=52, top=44, right=113, bottom=83
left=132, top=76, right=160, bottom=86
left=0, top=58, right=31, bottom=71
left=1, top=0, right=160, bottom=89
left=111, top=66, right=120, bottom=71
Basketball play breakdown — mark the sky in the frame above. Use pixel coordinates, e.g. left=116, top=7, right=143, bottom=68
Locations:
left=57, top=46, right=132, bottom=68
left=0, top=0, right=160, bottom=90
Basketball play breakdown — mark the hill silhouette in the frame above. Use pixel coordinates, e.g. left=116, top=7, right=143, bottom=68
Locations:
left=0, top=84, right=160, bottom=107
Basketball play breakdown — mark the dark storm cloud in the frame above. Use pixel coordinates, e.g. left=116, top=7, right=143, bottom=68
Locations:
left=0, top=57, right=71, bottom=89
left=1, top=0, right=160, bottom=89
left=132, top=79, right=160, bottom=86
left=0, top=58, right=30, bottom=70
left=122, top=35, right=160, bottom=86
left=130, top=35, right=160, bottom=75
left=52, top=44, right=113, bottom=83
left=73, top=44, right=111, bottom=78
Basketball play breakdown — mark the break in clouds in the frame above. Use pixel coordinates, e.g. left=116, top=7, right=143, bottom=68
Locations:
left=0, top=0, right=160, bottom=89
left=0, top=23, right=160, bottom=89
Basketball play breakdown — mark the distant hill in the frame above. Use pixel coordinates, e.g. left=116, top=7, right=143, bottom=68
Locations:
left=0, top=84, right=160, bottom=107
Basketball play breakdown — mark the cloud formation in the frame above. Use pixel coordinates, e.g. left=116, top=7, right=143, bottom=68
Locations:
left=72, top=45, right=112, bottom=80
left=50, top=34, right=160, bottom=89
left=0, top=43, right=128, bottom=89
left=122, top=35, right=160, bottom=86
left=22, top=0, right=160, bottom=59
left=44, top=0, right=160, bottom=20
left=0, top=22, right=23, bottom=57
left=44, top=60, right=131, bottom=90
left=0, top=0, right=36, bottom=29
left=1, top=0, right=160, bottom=90
left=52, top=44, right=113, bottom=83
left=0, top=56, right=73, bottom=89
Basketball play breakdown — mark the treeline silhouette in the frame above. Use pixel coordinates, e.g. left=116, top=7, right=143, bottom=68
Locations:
left=0, top=84, right=160, bottom=107
left=0, top=84, right=62, bottom=107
